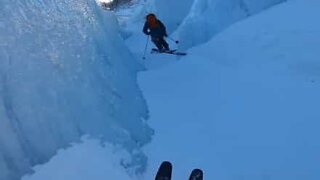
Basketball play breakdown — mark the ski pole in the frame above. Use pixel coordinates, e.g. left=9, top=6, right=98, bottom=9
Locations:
left=167, top=36, right=179, bottom=44
left=142, top=35, right=150, bottom=60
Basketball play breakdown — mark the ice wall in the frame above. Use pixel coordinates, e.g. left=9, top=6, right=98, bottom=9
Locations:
left=0, top=0, right=153, bottom=180
left=143, top=0, right=194, bottom=33
left=176, top=0, right=285, bottom=50
left=153, top=0, right=194, bottom=33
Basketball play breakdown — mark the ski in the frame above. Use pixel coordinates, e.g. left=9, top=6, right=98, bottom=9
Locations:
left=151, top=48, right=187, bottom=56
left=155, top=161, right=173, bottom=180
left=189, top=169, right=203, bottom=180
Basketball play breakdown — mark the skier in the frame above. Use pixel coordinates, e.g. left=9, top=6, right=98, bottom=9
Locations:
left=143, top=13, right=170, bottom=52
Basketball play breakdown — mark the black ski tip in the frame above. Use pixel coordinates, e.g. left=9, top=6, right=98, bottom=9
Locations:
left=189, top=168, right=203, bottom=180
left=155, top=161, right=173, bottom=180
left=160, top=161, right=172, bottom=166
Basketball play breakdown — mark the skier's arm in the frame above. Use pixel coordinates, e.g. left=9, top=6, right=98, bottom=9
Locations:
left=143, top=22, right=150, bottom=35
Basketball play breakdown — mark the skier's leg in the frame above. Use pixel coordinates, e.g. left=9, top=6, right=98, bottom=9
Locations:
left=152, top=37, right=163, bottom=51
left=159, top=37, right=170, bottom=50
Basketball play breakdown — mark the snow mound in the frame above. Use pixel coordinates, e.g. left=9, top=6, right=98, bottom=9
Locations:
left=21, top=137, right=133, bottom=180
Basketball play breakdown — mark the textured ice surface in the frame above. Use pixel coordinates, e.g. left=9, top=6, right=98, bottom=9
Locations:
left=176, top=0, right=285, bottom=50
left=0, top=1, right=152, bottom=179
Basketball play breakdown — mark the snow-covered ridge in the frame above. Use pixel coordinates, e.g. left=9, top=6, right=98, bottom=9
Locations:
left=0, top=1, right=153, bottom=180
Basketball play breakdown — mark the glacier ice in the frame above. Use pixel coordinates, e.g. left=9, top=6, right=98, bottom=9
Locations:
left=0, top=0, right=153, bottom=180
left=135, top=0, right=285, bottom=49
left=176, top=0, right=285, bottom=50
left=149, top=0, right=195, bottom=33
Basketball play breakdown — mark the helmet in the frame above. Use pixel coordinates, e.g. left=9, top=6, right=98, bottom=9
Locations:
left=146, top=13, right=157, bottom=21
left=146, top=13, right=159, bottom=28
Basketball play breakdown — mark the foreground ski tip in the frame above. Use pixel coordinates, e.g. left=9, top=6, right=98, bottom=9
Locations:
left=189, top=168, right=203, bottom=180
left=155, top=161, right=173, bottom=180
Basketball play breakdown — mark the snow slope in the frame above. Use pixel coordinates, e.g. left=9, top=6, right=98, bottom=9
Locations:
left=140, top=0, right=320, bottom=179
left=0, top=1, right=152, bottom=179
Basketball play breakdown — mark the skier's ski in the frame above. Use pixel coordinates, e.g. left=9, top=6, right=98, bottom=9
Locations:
left=155, top=161, right=173, bottom=180
left=151, top=48, right=187, bottom=56
left=189, top=169, right=203, bottom=180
